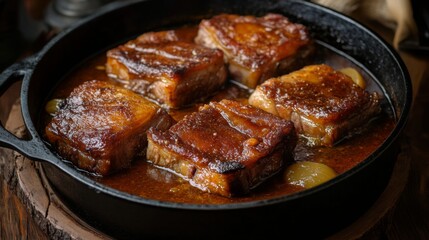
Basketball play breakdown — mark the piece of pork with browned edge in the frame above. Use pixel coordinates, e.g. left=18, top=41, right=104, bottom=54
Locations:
left=195, top=13, right=314, bottom=89
left=45, top=80, right=174, bottom=176
left=134, top=26, right=198, bottom=44
left=146, top=99, right=297, bottom=197
left=248, top=64, right=381, bottom=147
left=106, top=29, right=227, bottom=109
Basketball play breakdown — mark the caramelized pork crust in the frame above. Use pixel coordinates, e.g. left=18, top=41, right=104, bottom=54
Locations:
left=106, top=36, right=227, bottom=108
left=248, top=64, right=381, bottom=147
left=147, top=99, right=297, bottom=197
left=45, top=80, right=174, bottom=176
left=134, top=26, right=198, bottom=44
left=195, top=13, right=313, bottom=88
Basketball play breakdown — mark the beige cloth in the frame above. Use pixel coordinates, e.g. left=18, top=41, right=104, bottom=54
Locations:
left=312, top=0, right=418, bottom=49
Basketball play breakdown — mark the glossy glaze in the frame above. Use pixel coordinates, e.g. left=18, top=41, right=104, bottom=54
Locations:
left=42, top=38, right=395, bottom=204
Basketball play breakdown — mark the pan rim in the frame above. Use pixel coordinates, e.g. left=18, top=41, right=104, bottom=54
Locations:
left=21, top=0, right=412, bottom=211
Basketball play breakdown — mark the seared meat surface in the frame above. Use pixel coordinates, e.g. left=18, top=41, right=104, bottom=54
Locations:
left=134, top=26, right=198, bottom=44
left=45, top=80, right=174, bottom=176
left=147, top=99, right=297, bottom=197
left=195, top=13, right=313, bottom=88
left=248, top=64, right=381, bottom=146
left=106, top=30, right=227, bottom=108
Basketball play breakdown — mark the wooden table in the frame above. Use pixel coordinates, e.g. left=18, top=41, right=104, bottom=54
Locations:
left=1, top=11, right=429, bottom=240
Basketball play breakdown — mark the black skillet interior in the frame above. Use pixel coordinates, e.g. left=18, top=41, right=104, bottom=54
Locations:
left=21, top=0, right=412, bottom=238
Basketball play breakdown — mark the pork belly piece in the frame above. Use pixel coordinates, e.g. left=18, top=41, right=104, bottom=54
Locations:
left=134, top=26, right=197, bottom=44
left=195, top=13, right=313, bottom=89
left=45, top=80, right=174, bottom=176
left=248, top=64, right=381, bottom=147
left=106, top=32, right=227, bottom=108
left=147, top=99, right=297, bottom=197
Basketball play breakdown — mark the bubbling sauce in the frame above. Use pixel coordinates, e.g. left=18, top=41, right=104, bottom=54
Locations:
left=42, top=29, right=395, bottom=204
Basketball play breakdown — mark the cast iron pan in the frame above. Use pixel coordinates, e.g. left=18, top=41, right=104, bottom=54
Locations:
left=0, top=0, right=412, bottom=239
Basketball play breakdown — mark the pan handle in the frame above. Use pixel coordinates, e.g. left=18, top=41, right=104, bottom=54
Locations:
left=0, top=58, right=58, bottom=163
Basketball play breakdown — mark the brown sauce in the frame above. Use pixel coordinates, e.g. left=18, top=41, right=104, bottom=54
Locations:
left=42, top=31, right=395, bottom=204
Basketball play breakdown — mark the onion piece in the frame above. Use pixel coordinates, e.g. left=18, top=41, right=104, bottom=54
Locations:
left=339, top=67, right=366, bottom=89
left=285, top=161, right=337, bottom=189
left=45, top=98, right=64, bottom=116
